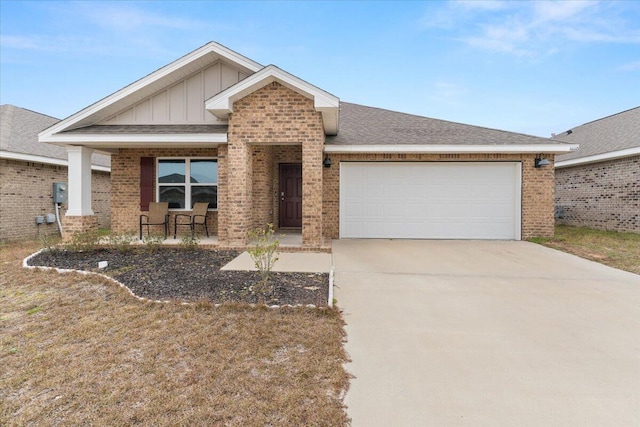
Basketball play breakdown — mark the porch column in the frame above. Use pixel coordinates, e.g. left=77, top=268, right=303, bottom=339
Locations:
left=223, top=140, right=252, bottom=246
left=216, top=145, right=229, bottom=243
left=66, top=146, right=94, bottom=216
left=62, top=146, right=98, bottom=240
left=302, top=140, right=323, bottom=247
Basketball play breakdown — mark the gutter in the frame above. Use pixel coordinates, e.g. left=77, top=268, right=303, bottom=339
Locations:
left=555, top=147, right=640, bottom=168
left=0, top=150, right=111, bottom=172
left=324, top=144, right=579, bottom=155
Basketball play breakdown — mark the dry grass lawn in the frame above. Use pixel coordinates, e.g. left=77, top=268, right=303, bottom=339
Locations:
left=1, top=242, right=350, bottom=426
left=532, top=225, right=640, bottom=274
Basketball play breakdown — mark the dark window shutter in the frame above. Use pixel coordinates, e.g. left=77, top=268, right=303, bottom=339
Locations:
left=140, top=157, right=154, bottom=211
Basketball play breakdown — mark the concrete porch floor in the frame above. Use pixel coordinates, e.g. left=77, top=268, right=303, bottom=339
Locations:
left=131, top=230, right=330, bottom=251
left=150, top=230, right=301, bottom=246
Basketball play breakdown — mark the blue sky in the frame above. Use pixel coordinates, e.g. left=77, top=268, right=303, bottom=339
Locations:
left=1, top=0, right=639, bottom=137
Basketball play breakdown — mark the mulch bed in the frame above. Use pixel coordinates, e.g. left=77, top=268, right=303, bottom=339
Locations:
left=27, top=248, right=329, bottom=306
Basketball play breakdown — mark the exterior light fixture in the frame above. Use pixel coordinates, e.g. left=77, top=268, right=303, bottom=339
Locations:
left=323, top=155, right=332, bottom=168
left=534, top=157, right=551, bottom=168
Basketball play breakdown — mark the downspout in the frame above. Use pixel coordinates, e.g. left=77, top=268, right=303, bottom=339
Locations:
left=55, top=202, right=63, bottom=236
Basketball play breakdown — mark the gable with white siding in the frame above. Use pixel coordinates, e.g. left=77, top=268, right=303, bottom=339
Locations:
left=101, top=62, right=249, bottom=125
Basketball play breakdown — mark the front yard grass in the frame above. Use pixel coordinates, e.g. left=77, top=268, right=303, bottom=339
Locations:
left=531, top=225, right=640, bottom=275
left=0, top=242, right=350, bottom=426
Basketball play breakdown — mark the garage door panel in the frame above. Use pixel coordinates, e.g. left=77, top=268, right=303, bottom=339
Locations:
left=405, top=183, right=425, bottom=199
left=343, top=202, right=363, bottom=217
left=340, top=162, right=521, bottom=240
left=363, top=183, right=380, bottom=198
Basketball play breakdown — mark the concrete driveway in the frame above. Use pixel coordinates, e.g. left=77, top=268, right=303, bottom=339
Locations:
left=333, top=240, right=640, bottom=426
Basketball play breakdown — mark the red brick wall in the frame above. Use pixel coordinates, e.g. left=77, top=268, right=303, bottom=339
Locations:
left=225, top=82, right=324, bottom=246
left=110, top=148, right=219, bottom=237
left=252, top=145, right=275, bottom=229
left=0, top=158, right=110, bottom=242
left=555, top=155, right=639, bottom=233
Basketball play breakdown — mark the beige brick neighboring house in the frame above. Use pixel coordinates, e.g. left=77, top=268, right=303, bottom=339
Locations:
left=38, top=42, right=575, bottom=247
left=554, top=107, right=639, bottom=233
left=0, top=105, right=111, bottom=242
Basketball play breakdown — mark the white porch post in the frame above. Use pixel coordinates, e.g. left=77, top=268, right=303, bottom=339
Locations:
left=66, top=146, right=94, bottom=216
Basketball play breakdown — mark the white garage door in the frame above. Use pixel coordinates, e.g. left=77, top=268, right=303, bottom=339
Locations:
left=340, top=162, right=521, bottom=240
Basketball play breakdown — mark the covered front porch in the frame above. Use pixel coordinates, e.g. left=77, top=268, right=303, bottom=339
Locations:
left=216, top=139, right=326, bottom=248
left=59, top=142, right=329, bottom=251
left=40, top=55, right=337, bottom=251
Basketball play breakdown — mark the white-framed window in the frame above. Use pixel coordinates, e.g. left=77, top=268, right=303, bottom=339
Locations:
left=157, top=157, right=218, bottom=210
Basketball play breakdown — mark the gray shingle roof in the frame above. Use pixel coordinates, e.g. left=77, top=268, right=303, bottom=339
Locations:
left=62, top=124, right=228, bottom=134
left=554, top=106, right=640, bottom=162
left=327, top=102, right=565, bottom=146
left=1, top=105, right=110, bottom=167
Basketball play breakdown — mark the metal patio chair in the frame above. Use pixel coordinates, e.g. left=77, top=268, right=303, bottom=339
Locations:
left=174, top=202, right=210, bottom=239
left=139, top=202, right=169, bottom=240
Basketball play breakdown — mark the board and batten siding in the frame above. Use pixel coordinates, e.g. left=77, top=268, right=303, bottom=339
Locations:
left=100, top=62, right=250, bottom=125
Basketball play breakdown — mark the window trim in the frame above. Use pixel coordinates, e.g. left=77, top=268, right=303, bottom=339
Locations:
left=156, top=157, right=218, bottom=211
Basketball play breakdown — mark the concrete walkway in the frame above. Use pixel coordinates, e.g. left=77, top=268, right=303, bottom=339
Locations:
left=221, top=251, right=331, bottom=273
left=333, top=240, right=640, bottom=426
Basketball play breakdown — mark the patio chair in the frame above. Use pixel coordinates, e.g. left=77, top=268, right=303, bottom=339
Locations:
left=174, top=202, right=210, bottom=239
left=139, top=202, right=169, bottom=240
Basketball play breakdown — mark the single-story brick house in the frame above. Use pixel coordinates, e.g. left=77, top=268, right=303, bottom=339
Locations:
left=39, top=42, right=576, bottom=248
left=554, top=106, right=639, bottom=233
left=0, top=105, right=110, bottom=242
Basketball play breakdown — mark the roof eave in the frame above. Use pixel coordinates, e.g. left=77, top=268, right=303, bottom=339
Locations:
left=555, top=147, right=640, bottom=168
left=324, top=144, right=579, bottom=154
left=0, top=150, right=111, bottom=171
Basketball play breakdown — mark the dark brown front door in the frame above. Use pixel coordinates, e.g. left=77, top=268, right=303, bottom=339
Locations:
left=279, top=163, right=302, bottom=228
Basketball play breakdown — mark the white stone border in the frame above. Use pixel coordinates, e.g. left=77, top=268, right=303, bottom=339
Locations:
left=23, top=249, right=328, bottom=309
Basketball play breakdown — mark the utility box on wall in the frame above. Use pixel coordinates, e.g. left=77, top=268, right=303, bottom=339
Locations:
left=53, top=182, right=67, bottom=204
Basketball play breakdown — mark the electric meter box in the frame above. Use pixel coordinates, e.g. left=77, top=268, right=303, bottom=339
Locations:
left=53, top=182, right=67, bottom=204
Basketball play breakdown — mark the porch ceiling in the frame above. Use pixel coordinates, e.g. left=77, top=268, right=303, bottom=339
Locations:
left=43, top=124, right=228, bottom=152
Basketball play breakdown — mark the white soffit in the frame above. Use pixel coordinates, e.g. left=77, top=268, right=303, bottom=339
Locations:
left=39, top=42, right=263, bottom=143
left=324, top=144, right=579, bottom=154
left=205, top=65, right=340, bottom=135
left=555, top=147, right=640, bottom=168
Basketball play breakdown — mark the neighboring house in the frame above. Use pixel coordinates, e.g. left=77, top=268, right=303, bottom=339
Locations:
left=38, top=42, right=575, bottom=247
left=554, top=107, right=639, bottom=233
left=0, top=105, right=111, bottom=242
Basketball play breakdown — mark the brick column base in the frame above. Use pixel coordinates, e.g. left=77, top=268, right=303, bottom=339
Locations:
left=62, top=215, right=99, bottom=242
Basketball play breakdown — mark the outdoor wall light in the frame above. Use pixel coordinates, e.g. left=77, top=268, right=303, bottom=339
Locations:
left=534, top=157, right=551, bottom=168
left=323, top=155, right=332, bottom=168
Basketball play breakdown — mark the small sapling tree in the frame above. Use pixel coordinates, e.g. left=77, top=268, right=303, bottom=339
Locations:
left=247, top=223, right=280, bottom=302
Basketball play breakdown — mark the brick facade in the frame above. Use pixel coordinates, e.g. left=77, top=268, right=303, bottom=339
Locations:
left=61, top=215, right=99, bottom=241
left=108, top=148, right=555, bottom=243
left=0, top=158, right=110, bottom=242
left=110, top=148, right=219, bottom=237
left=322, top=153, right=556, bottom=240
left=555, top=155, right=639, bottom=233
left=224, top=82, right=324, bottom=247
left=55, top=90, right=559, bottom=245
